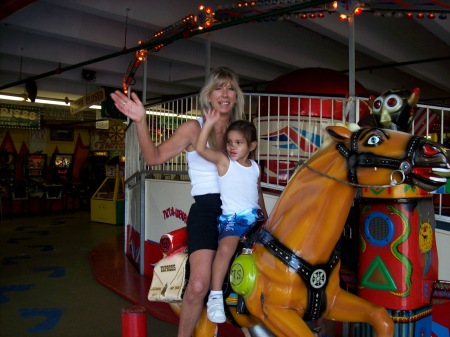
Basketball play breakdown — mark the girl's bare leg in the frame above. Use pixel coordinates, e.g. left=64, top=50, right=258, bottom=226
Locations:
left=211, top=236, right=240, bottom=290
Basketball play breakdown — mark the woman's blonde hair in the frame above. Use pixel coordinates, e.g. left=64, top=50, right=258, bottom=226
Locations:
left=199, top=67, right=246, bottom=150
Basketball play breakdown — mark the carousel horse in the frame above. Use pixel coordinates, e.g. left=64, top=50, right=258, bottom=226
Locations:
left=167, top=125, right=450, bottom=337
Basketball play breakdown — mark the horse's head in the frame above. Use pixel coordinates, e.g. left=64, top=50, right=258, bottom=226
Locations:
left=326, top=125, right=450, bottom=191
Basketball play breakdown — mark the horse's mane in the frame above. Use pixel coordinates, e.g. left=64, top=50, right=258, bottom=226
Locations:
left=319, top=122, right=360, bottom=149
left=290, top=122, right=360, bottom=180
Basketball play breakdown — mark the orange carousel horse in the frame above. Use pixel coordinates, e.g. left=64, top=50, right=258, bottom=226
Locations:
left=170, top=125, right=450, bottom=337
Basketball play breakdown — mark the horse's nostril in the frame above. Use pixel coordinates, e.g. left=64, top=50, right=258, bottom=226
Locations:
left=423, top=144, right=439, bottom=156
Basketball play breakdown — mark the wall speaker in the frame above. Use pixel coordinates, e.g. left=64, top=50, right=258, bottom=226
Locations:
left=82, top=69, right=96, bottom=81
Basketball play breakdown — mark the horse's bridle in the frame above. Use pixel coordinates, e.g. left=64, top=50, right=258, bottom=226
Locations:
left=336, top=128, right=421, bottom=186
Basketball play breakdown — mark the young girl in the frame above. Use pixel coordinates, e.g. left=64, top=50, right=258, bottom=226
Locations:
left=196, top=108, right=268, bottom=324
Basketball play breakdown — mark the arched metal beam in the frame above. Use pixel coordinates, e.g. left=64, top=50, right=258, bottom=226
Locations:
left=0, top=0, right=333, bottom=91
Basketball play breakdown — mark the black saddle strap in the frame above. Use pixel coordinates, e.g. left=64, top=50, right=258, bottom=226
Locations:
left=258, top=229, right=339, bottom=321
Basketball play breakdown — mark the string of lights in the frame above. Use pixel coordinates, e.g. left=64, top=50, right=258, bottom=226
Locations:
left=121, top=0, right=450, bottom=93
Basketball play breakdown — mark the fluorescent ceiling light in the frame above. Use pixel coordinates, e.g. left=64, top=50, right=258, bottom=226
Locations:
left=35, top=98, right=68, bottom=105
left=146, top=110, right=199, bottom=120
left=1, top=94, right=101, bottom=109
left=1, top=94, right=68, bottom=105
left=0, top=94, right=25, bottom=101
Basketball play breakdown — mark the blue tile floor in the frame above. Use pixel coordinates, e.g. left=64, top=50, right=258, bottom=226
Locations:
left=0, top=210, right=178, bottom=337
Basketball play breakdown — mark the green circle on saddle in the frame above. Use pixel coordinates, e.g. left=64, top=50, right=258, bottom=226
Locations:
left=230, top=253, right=257, bottom=296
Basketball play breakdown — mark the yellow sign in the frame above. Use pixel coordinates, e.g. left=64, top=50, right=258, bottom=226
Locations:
left=44, top=105, right=83, bottom=120
left=70, top=88, right=105, bottom=115
left=419, top=222, right=433, bottom=253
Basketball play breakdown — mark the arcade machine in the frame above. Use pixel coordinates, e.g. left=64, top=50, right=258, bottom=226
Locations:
left=0, top=150, right=16, bottom=216
left=50, top=153, right=73, bottom=178
left=25, top=153, right=47, bottom=212
left=91, top=155, right=125, bottom=225
left=47, top=153, right=74, bottom=211
left=80, top=151, right=109, bottom=207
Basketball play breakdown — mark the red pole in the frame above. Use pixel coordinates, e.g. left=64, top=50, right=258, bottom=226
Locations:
left=122, top=305, right=147, bottom=337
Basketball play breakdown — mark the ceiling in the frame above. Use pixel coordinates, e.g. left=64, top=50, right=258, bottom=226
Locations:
left=1, top=0, right=450, bottom=116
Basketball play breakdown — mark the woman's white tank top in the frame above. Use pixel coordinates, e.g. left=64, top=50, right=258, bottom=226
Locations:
left=186, top=118, right=220, bottom=196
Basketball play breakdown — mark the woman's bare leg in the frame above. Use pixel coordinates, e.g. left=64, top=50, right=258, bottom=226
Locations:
left=177, top=249, right=215, bottom=337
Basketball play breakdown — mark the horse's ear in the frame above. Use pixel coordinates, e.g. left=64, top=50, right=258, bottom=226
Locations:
left=358, top=114, right=378, bottom=128
left=326, top=126, right=352, bottom=143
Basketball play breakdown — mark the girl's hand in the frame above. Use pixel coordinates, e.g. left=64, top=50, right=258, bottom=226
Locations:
left=203, top=107, right=220, bottom=126
left=110, top=91, right=146, bottom=124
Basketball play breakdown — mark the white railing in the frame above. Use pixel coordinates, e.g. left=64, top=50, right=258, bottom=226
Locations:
left=413, top=104, right=450, bottom=219
left=124, top=92, right=450, bottom=220
left=249, top=93, right=352, bottom=188
left=132, top=93, right=353, bottom=186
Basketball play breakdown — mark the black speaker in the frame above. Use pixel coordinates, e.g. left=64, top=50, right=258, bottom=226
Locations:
left=81, top=69, right=96, bottom=81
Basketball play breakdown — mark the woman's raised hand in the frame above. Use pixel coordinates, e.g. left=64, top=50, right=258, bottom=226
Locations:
left=110, top=91, right=146, bottom=124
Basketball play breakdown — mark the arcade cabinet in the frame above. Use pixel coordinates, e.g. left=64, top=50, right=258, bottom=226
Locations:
left=47, top=153, right=74, bottom=210
left=25, top=153, right=47, bottom=212
left=25, top=153, right=47, bottom=183
left=76, top=151, right=110, bottom=210
left=50, top=153, right=73, bottom=179
left=91, top=156, right=125, bottom=225
left=0, top=151, right=16, bottom=216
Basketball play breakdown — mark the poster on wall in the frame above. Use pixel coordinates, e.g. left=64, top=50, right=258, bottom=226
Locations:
left=50, top=129, right=74, bottom=141
left=29, top=129, right=46, bottom=153
left=90, top=128, right=125, bottom=158
left=44, top=106, right=83, bottom=121
left=0, top=103, right=41, bottom=129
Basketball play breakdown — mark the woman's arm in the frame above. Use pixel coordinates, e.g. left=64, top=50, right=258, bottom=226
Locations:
left=111, top=91, right=197, bottom=165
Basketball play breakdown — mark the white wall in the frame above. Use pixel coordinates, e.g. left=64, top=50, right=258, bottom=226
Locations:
left=436, top=229, right=450, bottom=281
left=263, top=192, right=279, bottom=215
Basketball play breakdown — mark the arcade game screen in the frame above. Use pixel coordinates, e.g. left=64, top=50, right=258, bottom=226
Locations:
left=26, top=154, right=47, bottom=177
left=52, top=154, right=73, bottom=175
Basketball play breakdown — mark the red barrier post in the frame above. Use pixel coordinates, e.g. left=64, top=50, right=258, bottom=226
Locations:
left=122, top=305, right=147, bottom=337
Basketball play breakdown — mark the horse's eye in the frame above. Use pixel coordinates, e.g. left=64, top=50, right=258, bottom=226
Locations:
left=367, top=135, right=381, bottom=146
left=423, top=144, right=439, bottom=156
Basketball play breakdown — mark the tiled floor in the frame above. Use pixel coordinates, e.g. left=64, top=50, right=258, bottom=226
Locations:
left=0, top=210, right=178, bottom=337
left=3, top=210, right=449, bottom=337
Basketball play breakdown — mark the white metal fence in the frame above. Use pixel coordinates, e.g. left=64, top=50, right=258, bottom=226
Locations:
left=124, top=92, right=450, bottom=219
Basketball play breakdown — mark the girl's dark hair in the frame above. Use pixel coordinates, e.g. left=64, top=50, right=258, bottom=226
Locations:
left=225, top=120, right=258, bottom=159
